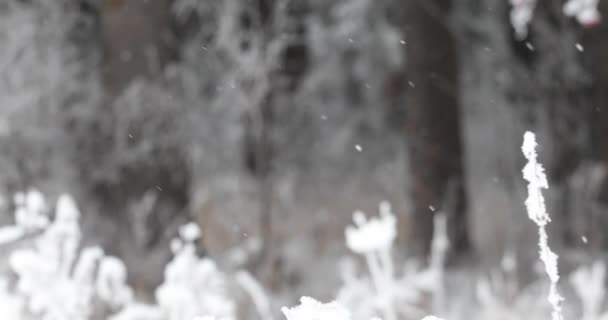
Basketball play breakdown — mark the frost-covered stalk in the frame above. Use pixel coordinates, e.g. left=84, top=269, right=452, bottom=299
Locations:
left=570, top=262, right=606, bottom=320
left=345, top=201, right=397, bottom=320
left=429, top=214, right=449, bottom=313
left=521, top=131, right=563, bottom=320
left=235, top=270, right=273, bottom=320
left=5, top=193, right=135, bottom=319
left=0, top=190, right=49, bottom=245
left=153, top=223, right=236, bottom=320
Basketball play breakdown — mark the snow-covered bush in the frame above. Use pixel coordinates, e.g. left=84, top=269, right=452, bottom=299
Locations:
left=570, top=261, right=608, bottom=320
left=338, top=202, right=451, bottom=320
left=155, top=223, right=235, bottom=320
left=0, top=191, right=133, bottom=319
left=111, top=222, right=236, bottom=320
left=474, top=267, right=549, bottom=320
left=0, top=191, right=237, bottom=320
left=0, top=190, right=49, bottom=245
left=0, top=192, right=453, bottom=320
left=339, top=202, right=397, bottom=320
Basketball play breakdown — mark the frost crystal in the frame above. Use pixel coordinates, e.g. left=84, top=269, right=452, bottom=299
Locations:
left=521, top=131, right=564, bottom=320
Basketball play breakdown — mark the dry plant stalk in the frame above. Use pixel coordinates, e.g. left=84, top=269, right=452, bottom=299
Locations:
left=522, top=131, right=564, bottom=320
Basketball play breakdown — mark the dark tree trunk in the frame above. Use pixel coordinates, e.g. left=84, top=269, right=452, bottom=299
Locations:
left=68, top=0, right=190, bottom=297
left=100, top=0, right=176, bottom=96
left=101, top=0, right=186, bottom=296
left=241, top=0, right=310, bottom=287
left=402, top=0, right=470, bottom=259
left=528, top=0, right=592, bottom=251
left=581, top=0, right=608, bottom=250
left=451, top=0, right=591, bottom=267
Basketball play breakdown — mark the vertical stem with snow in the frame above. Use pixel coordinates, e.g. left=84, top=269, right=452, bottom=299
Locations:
left=345, top=203, right=397, bottom=320
left=521, top=131, right=564, bottom=320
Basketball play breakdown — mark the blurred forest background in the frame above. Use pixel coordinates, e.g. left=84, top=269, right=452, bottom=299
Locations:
left=1, top=0, right=608, bottom=301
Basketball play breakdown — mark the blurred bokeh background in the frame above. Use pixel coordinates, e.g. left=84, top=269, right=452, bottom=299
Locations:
left=1, top=0, right=608, bottom=308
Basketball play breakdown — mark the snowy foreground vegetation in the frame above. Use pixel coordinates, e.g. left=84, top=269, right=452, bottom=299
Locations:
left=0, top=132, right=606, bottom=320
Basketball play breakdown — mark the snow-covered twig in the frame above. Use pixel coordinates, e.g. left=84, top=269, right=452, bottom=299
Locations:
left=521, top=131, right=564, bottom=320
left=345, top=201, right=397, bottom=320
left=570, top=261, right=607, bottom=320
left=235, top=270, right=273, bottom=320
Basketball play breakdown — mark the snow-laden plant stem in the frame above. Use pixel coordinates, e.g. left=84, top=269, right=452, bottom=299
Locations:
left=429, top=214, right=449, bottom=312
left=570, top=262, right=606, bottom=320
left=521, top=131, right=564, bottom=320
left=235, top=270, right=273, bottom=320
left=345, top=202, right=397, bottom=320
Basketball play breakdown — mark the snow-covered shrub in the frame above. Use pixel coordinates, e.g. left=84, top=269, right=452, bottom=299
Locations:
left=0, top=190, right=239, bottom=320
left=234, top=270, right=273, bottom=320
left=155, top=223, right=236, bottom=320
left=339, top=202, right=397, bottom=320
left=474, top=268, right=549, bottom=320
left=0, top=191, right=133, bottom=320
left=0, top=189, right=49, bottom=245
left=345, top=202, right=396, bottom=255
left=570, top=261, right=608, bottom=320
left=0, top=277, right=25, bottom=319
left=338, top=202, right=450, bottom=320
left=113, top=223, right=236, bottom=320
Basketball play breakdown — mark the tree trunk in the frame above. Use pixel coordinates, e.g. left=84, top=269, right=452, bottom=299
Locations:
left=80, top=0, right=189, bottom=297
left=581, top=0, right=608, bottom=250
left=452, top=0, right=591, bottom=269
left=242, top=0, right=309, bottom=287
left=100, top=0, right=176, bottom=96
left=402, top=0, right=470, bottom=260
